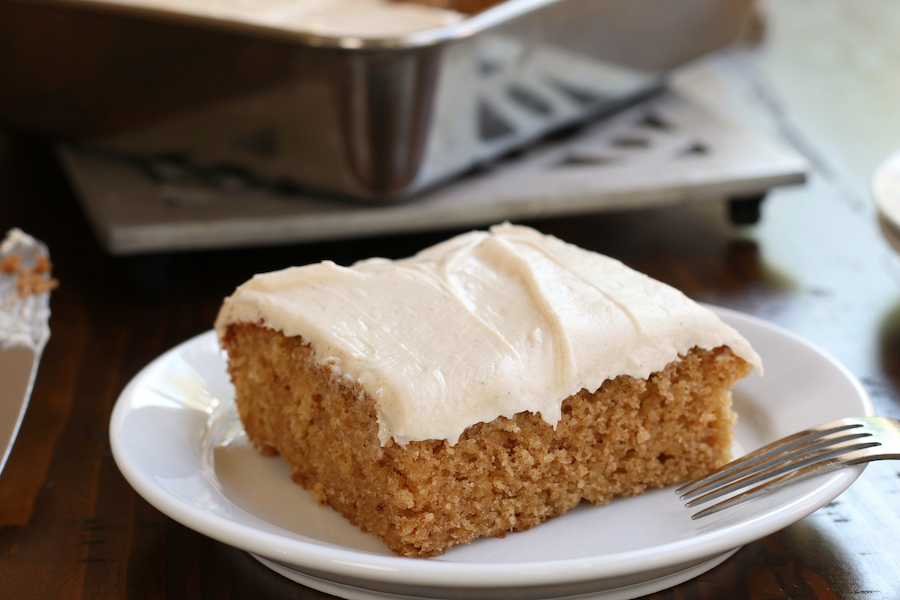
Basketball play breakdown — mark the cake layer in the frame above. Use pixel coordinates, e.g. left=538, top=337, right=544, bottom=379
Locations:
left=216, top=224, right=761, bottom=447
left=221, top=323, right=751, bottom=557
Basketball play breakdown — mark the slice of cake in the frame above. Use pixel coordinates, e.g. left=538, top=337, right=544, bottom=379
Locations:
left=215, top=223, right=761, bottom=557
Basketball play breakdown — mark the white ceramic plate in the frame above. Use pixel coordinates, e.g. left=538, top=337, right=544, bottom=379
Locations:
left=110, top=307, right=873, bottom=600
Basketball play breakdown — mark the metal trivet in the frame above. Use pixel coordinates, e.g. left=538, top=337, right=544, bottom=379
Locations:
left=59, top=91, right=807, bottom=255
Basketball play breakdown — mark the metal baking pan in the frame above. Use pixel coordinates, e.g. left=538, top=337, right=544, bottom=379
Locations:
left=0, top=0, right=752, bottom=200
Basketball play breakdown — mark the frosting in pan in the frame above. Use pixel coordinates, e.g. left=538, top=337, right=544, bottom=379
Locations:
left=216, top=224, right=762, bottom=446
left=107, top=0, right=463, bottom=37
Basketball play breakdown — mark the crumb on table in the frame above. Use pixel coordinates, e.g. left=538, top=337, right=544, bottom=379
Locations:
left=2, top=254, right=21, bottom=273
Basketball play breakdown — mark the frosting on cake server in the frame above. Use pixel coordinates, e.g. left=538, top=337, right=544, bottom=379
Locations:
left=216, top=224, right=762, bottom=446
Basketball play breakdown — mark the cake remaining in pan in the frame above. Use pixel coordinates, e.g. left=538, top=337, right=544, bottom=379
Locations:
left=3, top=0, right=753, bottom=199
left=396, top=0, right=504, bottom=15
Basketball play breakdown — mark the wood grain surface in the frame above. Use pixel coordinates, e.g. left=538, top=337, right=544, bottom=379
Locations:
left=2, top=0, right=900, bottom=597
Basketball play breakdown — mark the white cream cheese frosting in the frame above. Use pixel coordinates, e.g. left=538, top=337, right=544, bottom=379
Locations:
left=216, top=223, right=761, bottom=446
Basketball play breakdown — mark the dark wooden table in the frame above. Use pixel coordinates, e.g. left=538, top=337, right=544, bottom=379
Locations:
left=2, top=2, right=900, bottom=596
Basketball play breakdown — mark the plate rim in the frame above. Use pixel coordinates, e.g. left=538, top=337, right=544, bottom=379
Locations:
left=109, top=305, right=874, bottom=590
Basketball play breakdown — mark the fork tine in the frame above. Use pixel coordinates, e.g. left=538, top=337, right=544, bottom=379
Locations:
left=684, top=439, right=881, bottom=508
left=679, top=430, right=873, bottom=501
left=691, top=458, right=847, bottom=519
left=676, top=419, right=864, bottom=496
left=682, top=416, right=900, bottom=520
left=689, top=447, right=880, bottom=519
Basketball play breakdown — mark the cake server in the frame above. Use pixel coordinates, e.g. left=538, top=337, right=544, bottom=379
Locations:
left=0, top=229, right=54, bottom=476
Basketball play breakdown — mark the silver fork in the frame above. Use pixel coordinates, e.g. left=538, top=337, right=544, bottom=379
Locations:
left=678, top=416, right=900, bottom=519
